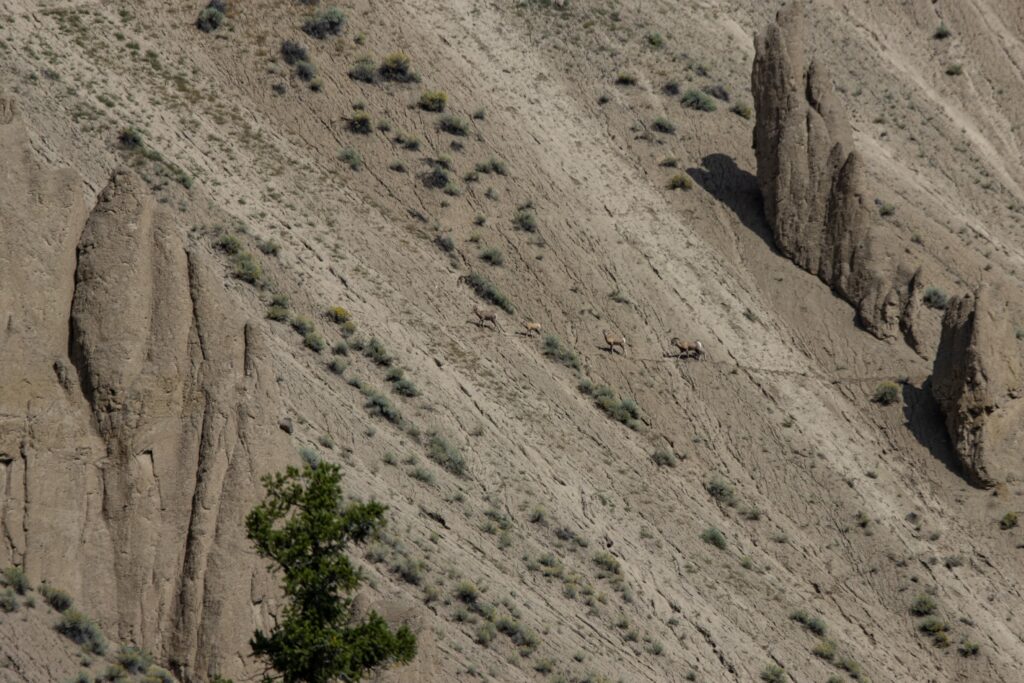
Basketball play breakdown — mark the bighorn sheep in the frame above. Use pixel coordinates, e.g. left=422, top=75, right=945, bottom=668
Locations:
left=473, top=305, right=501, bottom=330
left=670, top=337, right=704, bottom=360
left=522, top=321, right=542, bottom=336
left=603, top=330, right=626, bottom=354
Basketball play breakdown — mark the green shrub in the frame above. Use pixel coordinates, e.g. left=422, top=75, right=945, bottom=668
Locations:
left=462, top=272, right=514, bottom=313
left=118, top=127, right=144, bottom=150
left=339, top=148, right=362, bottom=170
left=328, top=358, right=346, bottom=375
left=1000, top=511, right=1018, bottom=529
left=290, top=316, right=314, bottom=335
left=364, top=391, right=402, bottom=424
left=302, top=8, right=345, bottom=39
left=215, top=234, right=242, bottom=254
left=0, top=588, right=17, bottom=613
left=592, top=552, right=621, bottom=576
left=702, top=83, right=729, bottom=101
left=303, top=332, right=326, bottom=353
left=454, top=580, right=479, bottom=604
left=705, top=476, right=736, bottom=506
left=348, top=57, right=376, bottom=83
left=652, top=117, right=676, bottom=134
left=615, top=72, right=637, bottom=86
left=438, top=115, right=469, bottom=136
left=730, top=102, right=752, bottom=119
left=280, top=40, right=309, bottom=65
left=475, top=622, right=497, bottom=646
left=56, top=609, right=107, bottom=655
left=295, top=61, right=317, bottom=81
left=700, top=527, right=726, bottom=549
left=267, top=305, right=289, bottom=322
left=790, top=610, right=826, bottom=635
left=394, top=133, right=421, bottom=150
left=760, top=663, right=785, bottom=683
left=872, top=381, right=901, bottom=405
left=958, top=640, right=979, bottom=657
left=496, top=617, right=538, bottom=653
left=435, top=234, right=455, bottom=253
left=946, top=64, right=963, bottom=76
left=116, top=646, right=152, bottom=674
left=934, top=23, right=952, bottom=39
left=364, top=337, right=393, bottom=366
left=257, top=239, right=280, bottom=256
left=480, top=248, right=504, bottom=266
left=475, top=158, right=507, bottom=175
left=668, top=173, right=693, bottom=190
left=349, top=112, right=372, bottom=134
left=542, top=335, right=580, bottom=370
left=418, top=91, right=447, bottom=112
left=379, top=52, right=417, bottom=82
left=1, top=566, right=29, bottom=594
left=879, top=202, right=896, bottom=217
left=681, top=89, right=716, bottom=112
left=40, top=585, right=73, bottom=612
left=923, top=287, right=948, bottom=309
left=513, top=207, right=538, bottom=232
left=651, top=449, right=676, bottom=467
left=426, top=433, right=466, bottom=476
left=196, top=6, right=225, bottom=33
left=409, top=467, right=434, bottom=484
left=245, top=463, right=416, bottom=681
left=578, top=381, right=640, bottom=429
left=919, top=616, right=948, bottom=634
left=327, top=306, right=351, bottom=324
left=231, top=251, right=262, bottom=284
left=910, top=595, right=937, bottom=616
left=812, top=639, right=836, bottom=661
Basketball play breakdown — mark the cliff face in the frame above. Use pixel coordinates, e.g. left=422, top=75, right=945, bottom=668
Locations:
left=0, top=98, right=289, bottom=680
left=932, top=286, right=1024, bottom=486
left=752, top=1, right=907, bottom=339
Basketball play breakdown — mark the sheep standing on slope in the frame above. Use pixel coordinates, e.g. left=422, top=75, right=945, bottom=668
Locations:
left=473, top=305, right=501, bottom=330
left=604, top=330, right=626, bottom=354
left=522, top=321, right=542, bottom=336
left=670, top=337, right=705, bottom=360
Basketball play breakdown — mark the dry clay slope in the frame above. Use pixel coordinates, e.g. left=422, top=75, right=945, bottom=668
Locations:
left=2, top=0, right=1024, bottom=682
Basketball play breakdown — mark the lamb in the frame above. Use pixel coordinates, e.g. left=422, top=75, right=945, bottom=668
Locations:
left=473, top=305, right=501, bottom=330
left=603, top=330, right=626, bottom=354
left=522, top=320, right=542, bottom=336
left=670, top=337, right=704, bottom=360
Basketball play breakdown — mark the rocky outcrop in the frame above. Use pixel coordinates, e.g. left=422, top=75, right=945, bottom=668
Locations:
left=752, top=1, right=908, bottom=339
left=0, top=99, right=289, bottom=680
left=931, top=286, right=1024, bottom=486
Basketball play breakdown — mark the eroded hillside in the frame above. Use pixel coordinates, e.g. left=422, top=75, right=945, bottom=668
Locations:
left=1, top=0, right=1023, bottom=681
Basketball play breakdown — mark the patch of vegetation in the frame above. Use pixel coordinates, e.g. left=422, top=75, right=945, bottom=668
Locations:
left=304, top=332, right=326, bottom=353
left=879, top=201, right=896, bottom=217
left=0, top=589, right=16, bottom=613
left=513, top=206, right=538, bottom=232
left=56, top=610, right=107, bottom=655
left=480, top=247, right=504, bottom=266
left=790, top=610, right=826, bottom=636
left=592, top=552, right=621, bottom=576
left=946, top=64, right=963, bottom=76
left=257, top=239, right=281, bottom=256
left=681, top=89, right=717, bottom=112
left=934, top=23, right=952, bottom=40
left=426, top=433, right=467, bottom=476
left=872, top=381, right=901, bottom=405
left=730, top=102, right=752, bottom=119
left=438, top=115, right=469, bottom=136
left=245, top=463, right=416, bottom=681
left=668, top=173, right=693, bottom=190
left=542, top=335, right=580, bottom=370
left=339, top=148, right=362, bottom=170
left=615, top=73, right=637, bottom=86
left=232, top=251, right=263, bottom=285
left=40, top=585, right=73, bottom=612
left=812, top=639, right=836, bottom=661
left=475, top=158, right=508, bottom=175
left=280, top=40, right=309, bottom=66
left=702, top=83, right=729, bottom=101
left=910, top=595, right=937, bottom=616
left=923, top=287, right=948, bottom=310
left=700, top=527, right=726, bottom=549
left=386, top=368, right=420, bottom=397
left=196, top=1, right=226, bottom=33
left=349, top=112, right=373, bottom=134
left=701, top=476, right=737, bottom=508
left=348, top=57, right=376, bottom=83
left=116, top=646, right=152, bottom=674
left=652, top=117, right=676, bottom=134
left=364, top=390, right=402, bottom=425
left=651, top=449, right=676, bottom=467
left=1, top=566, right=29, bottom=594
left=958, top=640, right=980, bottom=657
left=302, top=7, right=345, bottom=39
left=435, top=234, right=455, bottom=253
left=296, top=61, right=317, bottom=82
left=1000, top=511, right=1018, bottom=530
left=379, top=52, right=418, bottom=82
left=578, top=380, right=641, bottom=430
left=418, top=91, right=447, bottom=112
left=759, top=664, right=785, bottom=683
left=363, top=337, right=393, bottom=366
left=462, top=272, right=514, bottom=313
